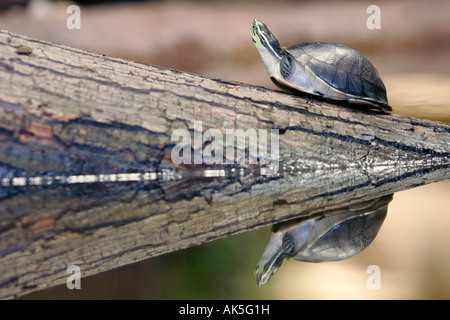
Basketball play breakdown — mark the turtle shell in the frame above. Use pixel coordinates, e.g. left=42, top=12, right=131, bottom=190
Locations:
left=255, top=194, right=393, bottom=286
left=293, top=204, right=388, bottom=262
left=287, top=41, right=388, bottom=107
left=274, top=194, right=392, bottom=263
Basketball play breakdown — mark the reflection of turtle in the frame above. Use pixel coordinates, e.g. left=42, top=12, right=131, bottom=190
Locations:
left=255, top=194, right=393, bottom=287
left=252, top=19, right=391, bottom=111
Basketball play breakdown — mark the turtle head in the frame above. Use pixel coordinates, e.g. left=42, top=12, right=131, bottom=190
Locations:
left=252, top=19, right=283, bottom=75
left=255, top=218, right=316, bottom=286
left=255, top=232, right=287, bottom=287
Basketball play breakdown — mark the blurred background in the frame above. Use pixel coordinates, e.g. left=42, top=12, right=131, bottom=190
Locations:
left=1, top=0, right=449, bottom=299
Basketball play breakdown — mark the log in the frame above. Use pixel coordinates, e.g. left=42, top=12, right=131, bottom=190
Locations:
left=0, top=30, right=449, bottom=299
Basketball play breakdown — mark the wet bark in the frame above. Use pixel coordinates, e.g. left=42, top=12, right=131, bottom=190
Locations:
left=0, top=30, right=449, bottom=299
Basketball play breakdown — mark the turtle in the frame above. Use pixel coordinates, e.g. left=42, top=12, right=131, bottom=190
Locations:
left=255, top=194, right=393, bottom=286
left=252, top=19, right=391, bottom=112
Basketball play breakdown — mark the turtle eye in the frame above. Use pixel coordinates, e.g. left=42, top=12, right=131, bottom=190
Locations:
left=259, top=35, right=268, bottom=47
left=252, top=25, right=258, bottom=36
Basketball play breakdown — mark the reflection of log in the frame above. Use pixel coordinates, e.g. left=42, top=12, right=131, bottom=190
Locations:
left=0, top=30, right=449, bottom=299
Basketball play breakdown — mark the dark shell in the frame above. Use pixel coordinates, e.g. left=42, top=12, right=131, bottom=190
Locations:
left=293, top=204, right=388, bottom=262
left=288, top=41, right=388, bottom=105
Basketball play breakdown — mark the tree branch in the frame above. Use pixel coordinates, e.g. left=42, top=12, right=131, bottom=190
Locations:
left=0, top=30, right=449, bottom=299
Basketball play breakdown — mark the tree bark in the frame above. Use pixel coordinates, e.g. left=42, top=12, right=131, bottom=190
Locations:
left=0, top=30, right=449, bottom=299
